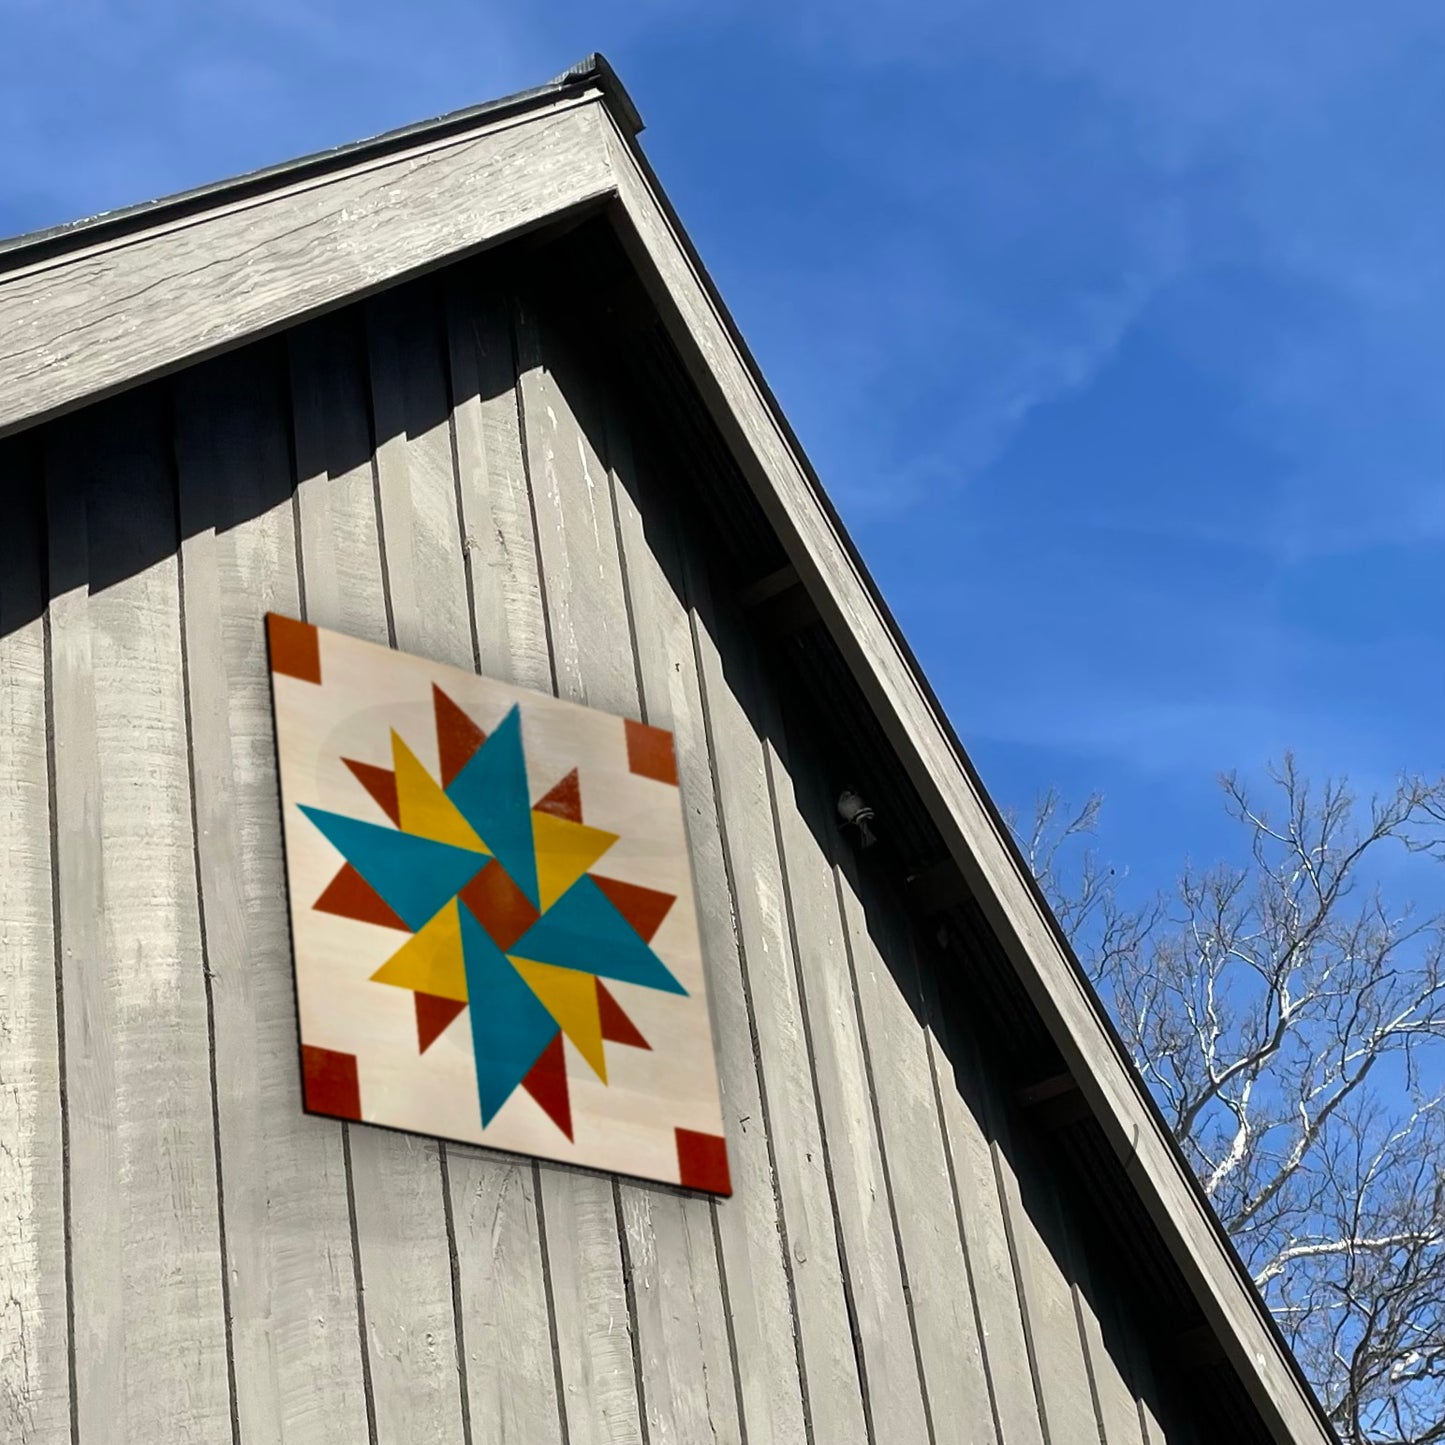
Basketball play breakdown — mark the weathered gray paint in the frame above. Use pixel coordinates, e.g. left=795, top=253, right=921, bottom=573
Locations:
left=0, top=69, right=1336, bottom=1444
left=46, top=399, right=232, bottom=1440
left=598, top=112, right=1330, bottom=1445
left=0, top=98, right=612, bottom=441
left=622, top=441, right=811, bottom=1443
left=0, top=265, right=1212, bottom=1444
left=0, top=448, right=68, bottom=1445
left=608, top=406, right=742, bottom=1445
left=440, top=274, right=565, bottom=1444
left=173, top=349, right=370, bottom=1445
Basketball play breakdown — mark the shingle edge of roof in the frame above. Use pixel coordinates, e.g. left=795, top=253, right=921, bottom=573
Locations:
left=0, top=51, right=639, bottom=272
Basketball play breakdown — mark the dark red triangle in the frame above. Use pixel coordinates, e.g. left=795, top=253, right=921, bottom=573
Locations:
left=434, top=685, right=486, bottom=789
left=534, top=768, right=583, bottom=823
left=314, top=863, right=409, bottom=932
left=521, top=1032, right=572, bottom=1140
left=415, top=992, right=467, bottom=1053
left=590, top=875, right=676, bottom=943
left=597, top=980, right=650, bottom=1050
left=343, top=758, right=400, bottom=826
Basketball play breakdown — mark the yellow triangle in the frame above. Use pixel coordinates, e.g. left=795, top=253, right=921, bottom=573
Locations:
left=392, top=730, right=487, bottom=852
left=371, top=900, right=469, bottom=1003
left=510, top=956, right=607, bottom=1081
left=531, top=810, right=618, bottom=911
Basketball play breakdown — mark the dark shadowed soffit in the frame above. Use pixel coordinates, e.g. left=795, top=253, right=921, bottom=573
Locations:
left=0, top=52, right=1338, bottom=1445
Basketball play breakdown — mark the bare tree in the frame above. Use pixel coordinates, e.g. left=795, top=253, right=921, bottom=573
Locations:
left=1020, top=760, right=1445, bottom=1444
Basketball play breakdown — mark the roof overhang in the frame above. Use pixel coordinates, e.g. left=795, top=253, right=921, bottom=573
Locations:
left=0, top=54, right=1336, bottom=1445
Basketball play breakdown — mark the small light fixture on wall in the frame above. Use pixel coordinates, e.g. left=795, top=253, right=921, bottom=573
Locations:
left=836, top=786, right=877, bottom=849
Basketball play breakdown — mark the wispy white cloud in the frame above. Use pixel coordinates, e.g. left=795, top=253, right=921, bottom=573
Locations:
left=3, top=0, right=1439, bottom=860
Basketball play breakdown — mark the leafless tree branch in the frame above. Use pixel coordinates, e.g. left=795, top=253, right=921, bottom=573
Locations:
left=1021, top=760, right=1445, bottom=1444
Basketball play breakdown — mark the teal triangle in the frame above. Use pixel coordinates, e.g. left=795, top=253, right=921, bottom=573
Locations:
left=446, top=704, right=540, bottom=908
left=513, top=874, right=687, bottom=996
left=458, top=900, right=560, bottom=1125
left=298, top=805, right=485, bottom=932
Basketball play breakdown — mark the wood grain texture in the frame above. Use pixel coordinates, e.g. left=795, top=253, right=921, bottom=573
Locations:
left=0, top=132, right=1317, bottom=1444
left=832, top=856, right=998, bottom=1445
left=286, top=309, right=396, bottom=1445
left=312, top=289, right=480, bottom=1445
left=513, top=293, right=644, bottom=1445
left=45, top=399, right=232, bottom=1443
left=0, top=444, right=70, bottom=1444
left=611, top=444, right=808, bottom=1442
left=513, top=295, right=635, bottom=705
left=0, top=100, right=613, bottom=440
left=366, top=285, right=474, bottom=670
left=762, top=721, right=924, bottom=1443
left=989, top=1103, right=1099, bottom=1445
left=291, top=309, right=459, bottom=1444
left=920, top=975, right=1044, bottom=1445
left=446, top=1158, right=558, bottom=1445
left=442, top=272, right=553, bottom=691
left=172, top=349, right=370, bottom=1444
left=439, top=274, right=565, bottom=1445
left=600, top=115, right=1330, bottom=1445
left=618, top=1186, right=737, bottom=1445
left=607, top=411, right=745, bottom=1445
left=686, top=571, right=869, bottom=1443
left=288, top=314, right=390, bottom=647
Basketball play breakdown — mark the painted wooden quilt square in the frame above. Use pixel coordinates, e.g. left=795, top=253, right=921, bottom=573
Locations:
left=267, top=615, right=730, bottom=1195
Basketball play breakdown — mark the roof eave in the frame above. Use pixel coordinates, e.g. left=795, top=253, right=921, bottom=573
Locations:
left=595, top=110, right=1338, bottom=1445
left=0, top=52, right=640, bottom=273
left=0, top=59, right=1339, bottom=1445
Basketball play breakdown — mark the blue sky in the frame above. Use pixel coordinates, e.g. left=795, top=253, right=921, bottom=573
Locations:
left=6, top=0, right=1442, bottom=896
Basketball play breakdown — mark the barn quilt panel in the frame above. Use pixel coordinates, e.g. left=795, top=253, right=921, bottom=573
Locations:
left=266, top=615, right=731, bottom=1195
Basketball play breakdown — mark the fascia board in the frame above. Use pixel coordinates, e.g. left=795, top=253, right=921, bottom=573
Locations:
left=0, top=92, right=615, bottom=441
left=0, top=60, right=1336, bottom=1443
left=596, top=107, right=1337, bottom=1445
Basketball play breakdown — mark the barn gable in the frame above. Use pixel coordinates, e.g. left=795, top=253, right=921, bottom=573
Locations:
left=0, top=54, right=1334, bottom=1445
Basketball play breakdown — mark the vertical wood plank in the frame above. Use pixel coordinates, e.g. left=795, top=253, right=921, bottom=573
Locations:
left=989, top=1097, right=1100, bottom=1445
left=1096, top=1276, right=1163, bottom=1445
left=607, top=416, right=746, bottom=1445
left=290, top=315, right=390, bottom=650
left=1069, top=1242, right=1146, bottom=1445
left=313, top=288, right=476, bottom=1445
left=763, top=715, right=927, bottom=1442
left=1135, top=1376, right=1165, bottom=1445
left=445, top=274, right=553, bottom=693
left=45, top=397, right=232, bottom=1444
left=172, top=349, right=370, bottom=1444
left=1141, top=1368, right=1199, bottom=1445
left=513, top=292, right=644, bottom=1445
left=1127, top=1328, right=1175, bottom=1445
left=367, top=287, right=472, bottom=662
left=445, top=1159, right=556, bottom=1445
left=290, top=309, right=460, bottom=1445
left=921, top=971, right=1045, bottom=1445
left=609, top=459, right=809, bottom=1441
left=0, top=443, right=70, bottom=1445
left=832, top=856, right=998, bottom=1444
left=442, top=270, right=565, bottom=1445
left=685, top=562, right=875, bottom=1442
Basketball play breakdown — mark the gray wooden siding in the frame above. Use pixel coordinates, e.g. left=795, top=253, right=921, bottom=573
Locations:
left=0, top=265, right=1192, bottom=1444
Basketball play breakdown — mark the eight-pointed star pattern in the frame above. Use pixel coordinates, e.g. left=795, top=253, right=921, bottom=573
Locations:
left=302, top=685, right=684, bottom=1141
